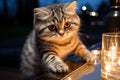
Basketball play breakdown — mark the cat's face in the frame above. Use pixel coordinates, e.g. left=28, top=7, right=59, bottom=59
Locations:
left=34, top=1, right=80, bottom=41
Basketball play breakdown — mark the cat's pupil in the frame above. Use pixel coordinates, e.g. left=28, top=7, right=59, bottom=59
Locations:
left=48, top=25, right=56, bottom=31
left=65, top=22, right=71, bottom=28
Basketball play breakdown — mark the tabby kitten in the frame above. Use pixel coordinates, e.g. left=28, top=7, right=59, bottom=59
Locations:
left=21, top=1, right=94, bottom=78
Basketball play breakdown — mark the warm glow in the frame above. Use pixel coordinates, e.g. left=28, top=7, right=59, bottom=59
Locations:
left=94, top=60, right=97, bottom=65
left=114, top=11, right=118, bottom=17
left=68, top=77, right=72, bottom=80
left=93, top=50, right=99, bottom=55
left=111, top=46, right=117, bottom=50
left=105, top=72, right=108, bottom=78
left=101, top=33, right=120, bottom=79
left=108, top=46, right=117, bottom=60
left=118, top=59, right=120, bottom=65
left=92, top=50, right=100, bottom=65
left=105, top=64, right=111, bottom=72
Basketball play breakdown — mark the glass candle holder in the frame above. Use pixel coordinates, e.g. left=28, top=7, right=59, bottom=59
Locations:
left=91, top=50, right=101, bottom=65
left=101, top=33, right=120, bottom=80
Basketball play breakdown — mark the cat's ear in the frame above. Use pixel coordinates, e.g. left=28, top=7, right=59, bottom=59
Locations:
left=64, top=1, right=76, bottom=14
left=34, top=8, right=51, bottom=20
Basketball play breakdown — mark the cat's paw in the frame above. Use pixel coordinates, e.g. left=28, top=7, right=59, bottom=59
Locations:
left=84, top=52, right=95, bottom=63
left=48, top=61, right=69, bottom=73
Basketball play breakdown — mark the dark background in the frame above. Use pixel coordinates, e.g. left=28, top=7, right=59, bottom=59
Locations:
left=0, top=0, right=110, bottom=80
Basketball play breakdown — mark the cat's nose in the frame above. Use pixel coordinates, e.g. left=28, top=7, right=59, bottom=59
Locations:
left=59, top=33, right=64, bottom=36
left=59, top=30, right=64, bottom=36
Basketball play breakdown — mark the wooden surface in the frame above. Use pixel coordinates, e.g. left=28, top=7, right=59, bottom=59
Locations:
left=35, top=50, right=101, bottom=80
left=35, top=60, right=86, bottom=80
left=35, top=58, right=101, bottom=80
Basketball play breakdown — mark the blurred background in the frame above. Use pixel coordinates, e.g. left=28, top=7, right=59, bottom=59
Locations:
left=0, top=0, right=110, bottom=80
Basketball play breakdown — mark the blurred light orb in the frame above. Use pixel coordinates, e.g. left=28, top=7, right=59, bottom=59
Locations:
left=82, top=6, right=87, bottom=11
left=89, top=12, right=98, bottom=16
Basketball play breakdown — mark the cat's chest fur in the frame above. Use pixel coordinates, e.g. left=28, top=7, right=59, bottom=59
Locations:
left=55, top=34, right=79, bottom=58
left=39, top=32, right=79, bottom=58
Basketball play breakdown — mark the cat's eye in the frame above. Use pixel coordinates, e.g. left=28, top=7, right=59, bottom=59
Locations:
left=64, top=22, right=71, bottom=28
left=48, top=25, right=56, bottom=31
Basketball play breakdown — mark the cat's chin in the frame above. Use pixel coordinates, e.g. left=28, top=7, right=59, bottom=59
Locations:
left=52, top=34, right=72, bottom=40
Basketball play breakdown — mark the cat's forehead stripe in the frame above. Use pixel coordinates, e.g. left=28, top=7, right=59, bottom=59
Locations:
left=34, top=12, right=41, bottom=16
left=52, top=7, right=64, bottom=22
left=38, top=25, right=46, bottom=30
left=46, top=22, right=51, bottom=26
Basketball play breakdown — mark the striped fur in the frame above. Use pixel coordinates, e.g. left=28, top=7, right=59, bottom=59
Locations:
left=21, top=1, right=94, bottom=78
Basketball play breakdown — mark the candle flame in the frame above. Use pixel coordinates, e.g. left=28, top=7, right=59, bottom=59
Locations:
left=105, top=64, right=111, bottom=72
left=111, top=46, right=117, bottom=50
left=93, top=50, right=99, bottom=55
left=108, top=46, right=117, bottom=60
left=118, top=59, right=120, bottom=65
left=68, top=77, right=72, bottom=80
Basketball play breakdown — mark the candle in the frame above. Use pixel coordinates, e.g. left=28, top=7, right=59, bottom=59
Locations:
left=91, top=50, right=100, bottom=65
left=101, top=33, right=120, bottom=79
left=108, top=46, right=117, bottom=61
left=105, top=64, right=111, bottom=72
left=92, top=50, right=100, bottom=57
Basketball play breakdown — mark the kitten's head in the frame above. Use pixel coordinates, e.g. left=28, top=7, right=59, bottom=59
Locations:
left=34, top=1, right=80, bottom=41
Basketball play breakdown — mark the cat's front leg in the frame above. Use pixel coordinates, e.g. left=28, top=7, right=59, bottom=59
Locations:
left=83, top=50, right=95, bottom=63
left=74, top=44, right=95, bottom=63
left=42, top=54, right=69, bottom=73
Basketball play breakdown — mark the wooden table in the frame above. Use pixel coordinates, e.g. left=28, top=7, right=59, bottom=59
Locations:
left=35, top=59, right=101, bottom=80
left=35, top=50, right=101, bottom=80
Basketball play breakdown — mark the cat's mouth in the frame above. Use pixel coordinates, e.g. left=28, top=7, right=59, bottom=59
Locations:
left=39, top=33, right=68, bottom=41
left=39, top=31, right=76, bottom=41
left=51, top=32, right=68, bottom=38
